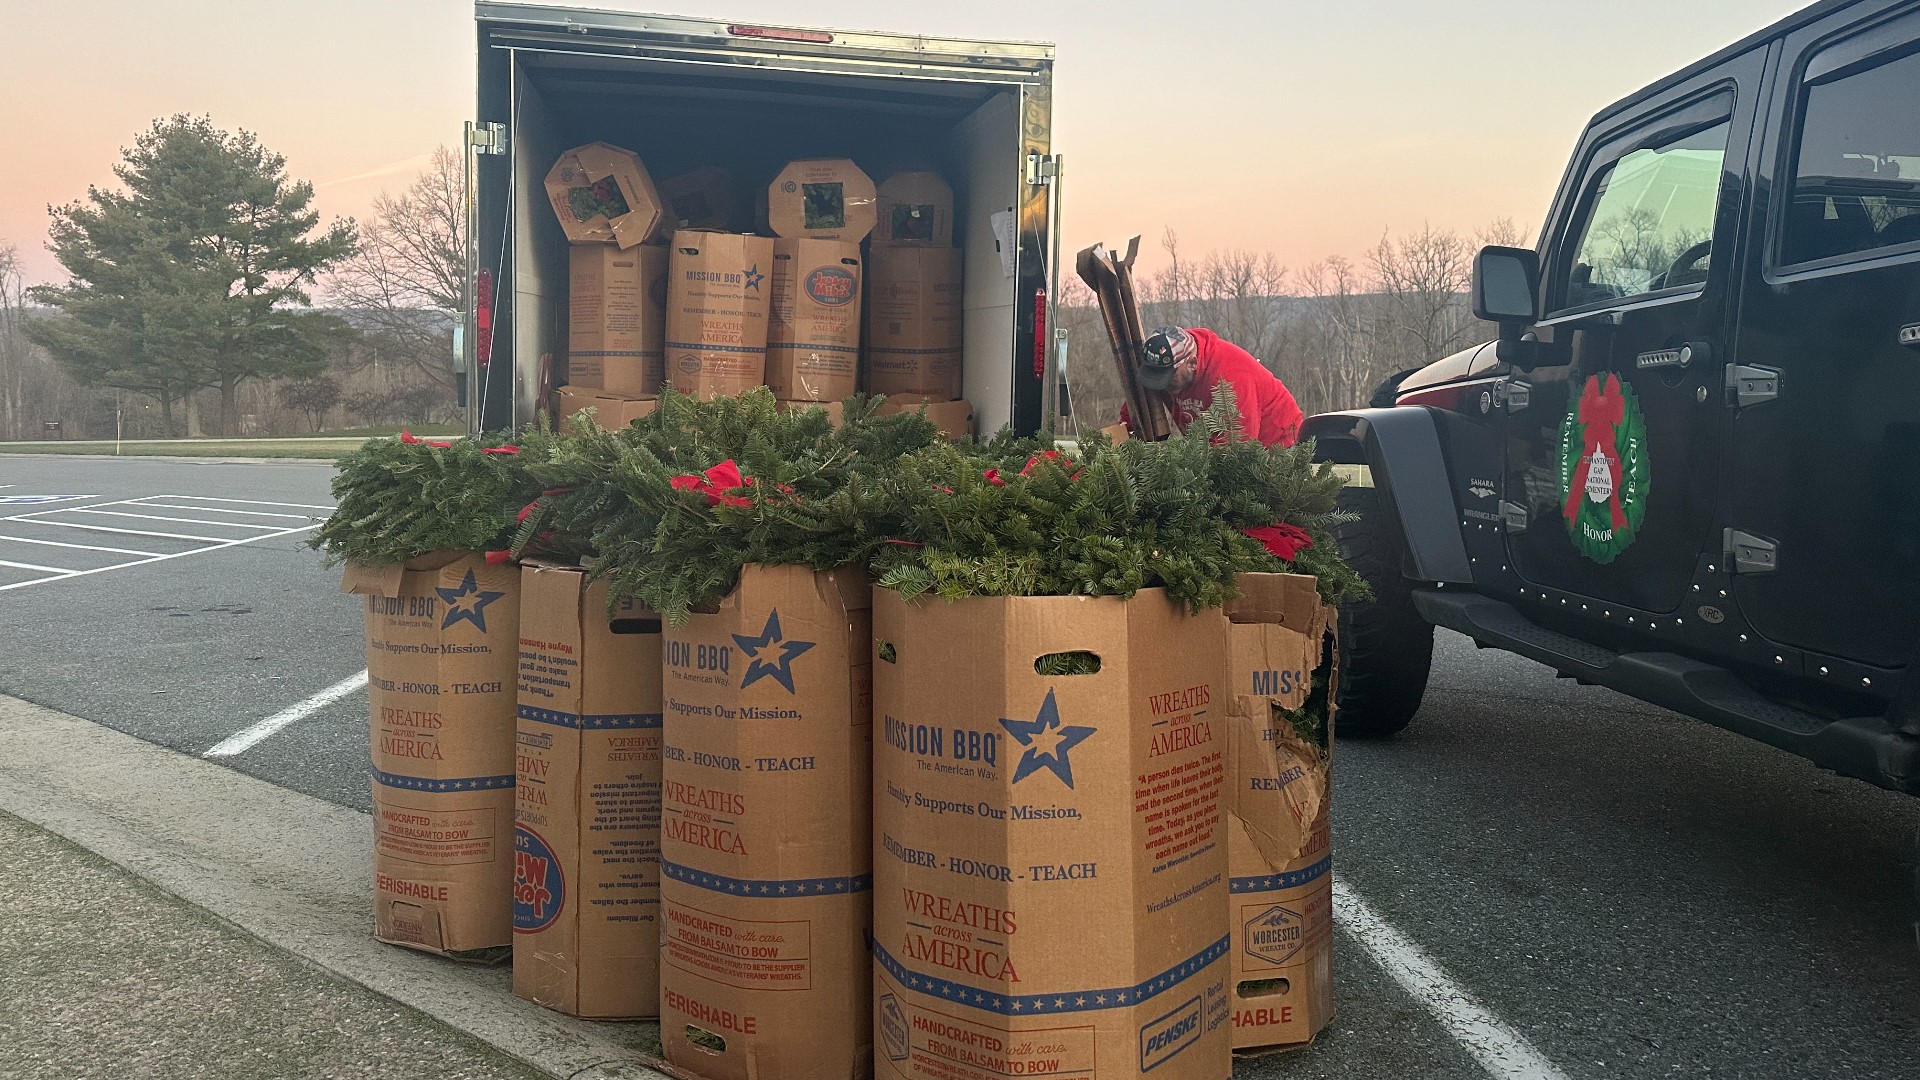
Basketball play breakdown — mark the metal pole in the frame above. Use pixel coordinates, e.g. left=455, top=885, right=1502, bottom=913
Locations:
left=463, top=121, right=481, bottom=436
left=1040, top=154, right=1065, bottom=436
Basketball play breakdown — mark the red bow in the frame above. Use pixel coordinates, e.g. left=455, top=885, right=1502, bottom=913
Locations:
left=484, top=550, right=514, bottom=565
left=1244, top=524, right=1314, bottom=562
left=481, top=444, right=520, bottom=456
left=1020, top=450, right=1081, bottom=478
left=671, top=460, right=753, bottom=508
left=399, top=431, right=452, bottom=449
left=983, top=468, right=1006, bottom=488
left=1563, top=374, right=1629, bottom=531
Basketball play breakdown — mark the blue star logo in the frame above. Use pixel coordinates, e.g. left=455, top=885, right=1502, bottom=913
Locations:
left=733, top=609, right=814, bottom=693
left=742, top=264, right=764, bottom=292
left=999, top=688, right=1095, bottom=788
left=436, top=570, right=505, bottom=633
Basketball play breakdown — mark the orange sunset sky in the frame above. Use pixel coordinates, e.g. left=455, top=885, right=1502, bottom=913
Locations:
left=2, top=0, right=1805, bottom=288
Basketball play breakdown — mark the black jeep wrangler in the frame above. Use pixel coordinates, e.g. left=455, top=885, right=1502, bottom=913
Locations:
left=1305, top=0, right=1920, bottom=796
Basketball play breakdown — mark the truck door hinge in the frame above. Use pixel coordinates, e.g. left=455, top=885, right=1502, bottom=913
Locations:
left=1724, top=529, right=1779, bottom=574
left=468, top=121, right=509, bottom=157
left=1024, top=152, right=1059, bottom=186
left=1725, top=363, right=1780, bottom=408
left=1495, top=377, right=1531, bottom=412
left=1500, top=500, right=1529, bottom=533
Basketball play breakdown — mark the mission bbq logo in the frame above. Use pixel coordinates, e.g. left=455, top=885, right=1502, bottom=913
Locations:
left=1558, top=372, right=1649, bottom=564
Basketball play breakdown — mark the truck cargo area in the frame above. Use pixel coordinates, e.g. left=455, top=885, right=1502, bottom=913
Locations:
left=472, top=6, right=1057, bottom=435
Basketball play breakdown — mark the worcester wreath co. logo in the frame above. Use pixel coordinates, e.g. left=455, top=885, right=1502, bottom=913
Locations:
left=998, top=687, right=1096, bottom=789
left=733, top=609, right=815, bottom=693
left=512, top=826, right=565, bottom=933
left=436, top=570, right=506, bottom=632
left=804, top=266, right=857, bottom=306
left=1558, top=372, right=1649, bottom=564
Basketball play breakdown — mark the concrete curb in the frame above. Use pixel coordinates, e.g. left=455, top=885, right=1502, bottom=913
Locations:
left=0, top=696, right=677, bottom=1080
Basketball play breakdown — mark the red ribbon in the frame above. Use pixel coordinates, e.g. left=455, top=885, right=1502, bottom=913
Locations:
left=671, top=460, right=753, bottom=508
left=1020, top=450, right=1084, bottom=480
left=1243, top=524, right=1314, bottom=562
left=481, top=444, right=520, bottom=456
left=399, top=431, right=452, bottom=449
left=484, top=550, right=513, bottom=565
left=1562, top=375, right=1629, bottom=531
left=983, top=468, right=1006, bottom=488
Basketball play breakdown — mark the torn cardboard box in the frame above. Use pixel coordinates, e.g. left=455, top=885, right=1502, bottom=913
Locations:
left=872, top=588, right=1233, bottom=1080
left=866, top=246, right=963, bottom=401
left=874, top=170, right=954, bottom=247
left=568, top=244, right=668, bottom=398
left=545, top=142, right=666, bottom=248
left=514, top=563, right=665, bottom=1019
left=1222, top=573, right=1335, bottom=1051
left=666, top=231, right=775, bottom=399
left=662, top=166, right=740, bottom=232
left=658, top=565, right=873, bottom=1080
left=343, top=552, right=522, bottom=959
left=555, top=385, right=659, bottom=429
left=767, top=238, right=862, bottom=403
left=767, top=158, right=876, bottom=242
left=873, top=397, right=973, bottom=440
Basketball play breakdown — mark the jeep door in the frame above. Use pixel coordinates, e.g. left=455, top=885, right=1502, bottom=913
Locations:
left=1729, top=5, right=1920, bottom=678
left=1504, top=49, right=1765, bottom=615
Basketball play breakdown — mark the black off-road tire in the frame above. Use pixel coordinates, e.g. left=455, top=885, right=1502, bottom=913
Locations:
left=1333, top=485, right=1434, bottom=738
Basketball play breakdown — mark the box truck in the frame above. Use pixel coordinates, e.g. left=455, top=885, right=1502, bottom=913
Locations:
left=463, top=3, right=1063, bottom=436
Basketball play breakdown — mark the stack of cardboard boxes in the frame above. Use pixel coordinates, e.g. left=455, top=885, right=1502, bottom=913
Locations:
left=548, top=142, right=671, bottom=429
left=867, top=170, right=972, bottom=439
left=550, top=144, right=972, bottom=440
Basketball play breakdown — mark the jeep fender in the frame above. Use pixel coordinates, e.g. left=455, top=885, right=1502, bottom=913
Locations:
left=1301, top=408, right=1473, bottom=584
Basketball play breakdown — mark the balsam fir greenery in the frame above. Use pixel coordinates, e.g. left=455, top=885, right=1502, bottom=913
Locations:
left=310, top=430, right=549, bottom=566
left=870, top=388, right=1365, bottom=610
left=514, top=388, right=943, bottom=622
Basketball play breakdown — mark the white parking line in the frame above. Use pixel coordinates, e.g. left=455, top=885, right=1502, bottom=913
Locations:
left=1333, top=876, right=1571, bottom=1080
left=7, top=518, right=233, bottom=543
left=204, top=670, right=368, bottom=757
left=161, top=495, right=336, bottom=511
left=0, top=558, right=75, bottom=575
left=67, top=508, right=284, bottom=531
left=0, top=494, right=330, bottom=592
left=0, top=533, right=164, bottom=557
left=131, top=502, right=314, bottom=519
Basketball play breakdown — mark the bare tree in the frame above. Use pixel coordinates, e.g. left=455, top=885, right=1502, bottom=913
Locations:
left=0, top=245, right=26, bottom=438
left=331, top=146, right=463, bottom=387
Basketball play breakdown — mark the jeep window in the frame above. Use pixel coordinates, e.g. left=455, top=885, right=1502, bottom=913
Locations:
left=1783, top=47, right=1920, bottom=266
left=1557, top=120, right=1730, bottom=311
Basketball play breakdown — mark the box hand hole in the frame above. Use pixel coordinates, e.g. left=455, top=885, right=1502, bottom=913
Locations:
left=1034, top=651, right=1101, bottom=675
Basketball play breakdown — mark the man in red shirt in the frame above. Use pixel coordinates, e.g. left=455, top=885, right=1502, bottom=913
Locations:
left=1122, top=325, right=1303, bottom=447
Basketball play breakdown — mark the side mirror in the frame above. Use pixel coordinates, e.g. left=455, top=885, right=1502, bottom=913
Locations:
left=1471, top=245, right=1540, bottom=326
left=1472, top=245, right=1542, bottom=367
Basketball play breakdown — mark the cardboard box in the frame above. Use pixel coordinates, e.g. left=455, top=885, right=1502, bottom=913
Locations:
left=766, top=238, right=862, bottom=403
left=555, top=385, right=659, bottom=429
left=1222, top=573, right=1335, bottom=1050
left=866, top=246, right=963, bottom=401
left=658, top=565, right=873, bottom=1079
left=662, top=167, right=740, bottom=232
left=874, top=170, right=954, bottom=246
left=872, top=588, right=1233, bottom=1080
left=568, top=244, right=668, bottom=397
left=545, top=142, right=666, bottom=248
left=343, top=552, right=522, bottom=958
left=873, top=397, right=973, bottom=441
left=513, top=564, right=665, bottom=1018
left=767, top=158, right=877, bottom=242
left=666, top=231, right=776, bottom=399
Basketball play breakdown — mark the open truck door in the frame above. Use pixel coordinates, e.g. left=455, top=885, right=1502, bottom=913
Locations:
left=462, top=5, right=1060, bottom=437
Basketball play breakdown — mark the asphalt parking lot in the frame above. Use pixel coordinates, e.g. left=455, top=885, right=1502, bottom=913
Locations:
left=2, top=454, right=1918, bottom=1079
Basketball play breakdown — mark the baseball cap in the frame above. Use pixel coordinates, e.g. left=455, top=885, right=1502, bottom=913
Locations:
left=1138, top=326, right=1194, bottom=391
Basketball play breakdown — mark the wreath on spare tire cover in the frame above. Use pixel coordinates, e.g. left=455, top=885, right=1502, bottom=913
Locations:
left=1557, top=372, right=1650, bottom=565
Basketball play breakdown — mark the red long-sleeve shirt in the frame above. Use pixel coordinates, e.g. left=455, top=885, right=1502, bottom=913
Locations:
left=1122, top=328, right=1302, bottom=447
